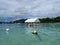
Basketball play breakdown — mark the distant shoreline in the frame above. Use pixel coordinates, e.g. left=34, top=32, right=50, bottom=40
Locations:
left=0, top=22, right=60, bottom=24
left=0, top=16, right=60, bottom=24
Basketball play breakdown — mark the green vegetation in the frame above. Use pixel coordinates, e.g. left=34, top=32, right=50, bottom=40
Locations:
left=39, top=16, right=60, bottom=23
left=9, top=19, right=27, bottom=24
left=0, top=16, right=60, bottom=24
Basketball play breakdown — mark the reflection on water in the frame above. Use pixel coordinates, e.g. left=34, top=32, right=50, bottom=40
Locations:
left=0, top=23, right=60, bottom=45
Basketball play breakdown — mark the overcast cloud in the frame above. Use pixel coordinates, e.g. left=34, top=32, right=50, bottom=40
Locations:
left=0, top=0, right=60, bottom=21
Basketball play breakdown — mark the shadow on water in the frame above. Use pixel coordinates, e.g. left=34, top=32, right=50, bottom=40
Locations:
left=32, top=33, right=42, bottom=41
left=37, top=35, right=42, bottom=41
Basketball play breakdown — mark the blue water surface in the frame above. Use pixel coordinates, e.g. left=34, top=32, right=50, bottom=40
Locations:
left=0, top=23, right=60, bottom=45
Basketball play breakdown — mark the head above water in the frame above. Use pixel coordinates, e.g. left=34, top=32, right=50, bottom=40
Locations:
left=32, top=30, right=38, bottom=35
left=6, top=28, right=9, bottom=31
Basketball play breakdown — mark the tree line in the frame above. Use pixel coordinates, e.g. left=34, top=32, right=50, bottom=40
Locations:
left=39, top=16, right=60, bottom=23
left=0, top=16, right=60, bottom=24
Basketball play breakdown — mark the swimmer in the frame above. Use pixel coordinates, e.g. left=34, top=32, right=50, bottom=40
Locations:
left=32, top=30, right=41, bottom=41
left=32, top=30, right=38, bottom=35
left=5, top=28, right=10, bottom=34
left=6, top=28, right=9, bottom=32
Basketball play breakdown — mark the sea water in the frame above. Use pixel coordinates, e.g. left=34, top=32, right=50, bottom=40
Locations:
left=0, top=23, right=60, bottom=45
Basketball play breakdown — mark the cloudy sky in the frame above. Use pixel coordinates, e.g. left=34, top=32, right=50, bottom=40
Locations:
left=0, top=0, right=60, bottom=21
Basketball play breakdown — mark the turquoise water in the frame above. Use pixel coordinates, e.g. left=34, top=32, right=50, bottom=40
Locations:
left=0, top=23, right=60, bottom=45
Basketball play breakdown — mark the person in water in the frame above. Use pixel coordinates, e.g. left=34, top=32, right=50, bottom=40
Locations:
left=32, top=30, right=38, bottom=35
left=32, top=30, right=42, bottom=41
